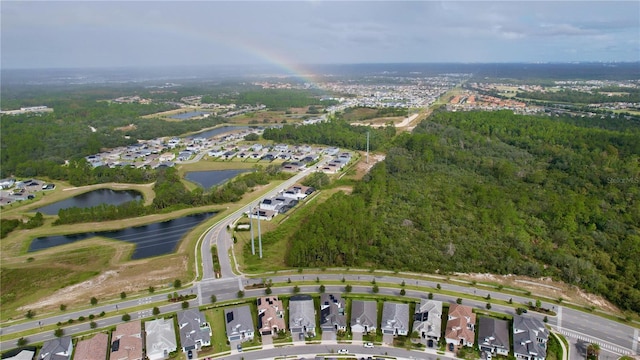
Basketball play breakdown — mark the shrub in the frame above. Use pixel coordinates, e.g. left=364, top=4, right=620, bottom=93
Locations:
left=122, top=314, right=131, bottom=321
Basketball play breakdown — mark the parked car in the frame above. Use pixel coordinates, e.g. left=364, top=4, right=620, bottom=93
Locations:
left=364, top=342, right=374, bottom=348
left=338, top=349, right=349, bottom=354
left=187, top=350, right=193, bottom=359
left=237, top=344, right=243, bottom=352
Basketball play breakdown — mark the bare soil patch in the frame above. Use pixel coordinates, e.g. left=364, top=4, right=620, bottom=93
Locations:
left=461, top=273, right=621, bottom=314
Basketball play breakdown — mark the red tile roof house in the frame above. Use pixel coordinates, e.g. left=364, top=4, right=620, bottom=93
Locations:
left=110, top=320, right=143, bottom=360
left=445, top=304, right=476, bottom=349
left=75, top=333, right=109, bottom=360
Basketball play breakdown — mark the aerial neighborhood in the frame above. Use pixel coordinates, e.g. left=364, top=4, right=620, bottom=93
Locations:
left=5, top=296, right=549, bottom=360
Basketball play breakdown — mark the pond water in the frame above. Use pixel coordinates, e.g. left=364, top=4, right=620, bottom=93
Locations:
left=170, top=111, right=210, bottom=120
left=29, top=212, right=216, bottom=259
left=35, top=189, right=143, bottom=215
left=185, top=169, right=250, bottom=189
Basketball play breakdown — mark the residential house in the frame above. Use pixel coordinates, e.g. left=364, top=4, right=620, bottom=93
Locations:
left=257, top=296, right=286, bottom=335
left=445, top=304, right=476, bottom=348
left=159, top=153, right=176, bottom=162
left=478, top=317, right=510, bottom=356
left=513, top=316, right=548, bottom=360
left=381, top=302, right=410, bottom=336
left=320, top=294, right=347, bottom=332
left=324, top=147, right=340, bottom=156
left=251, top=208, right=277, bottom=221
left=251, top=144, right=264, bottom=152
left=282, top=162, right=304, bottom=172
left=177, top=151, right=193, bottom=162
left=38, top=336, right=73, bottom=360
left=145, top=318, right=178, bottom=360
left=289, top=294, right=316, bottom=338
left=3, top=349, right=36, bottom=360
left=177, top=309, right=212, bottom=352
left=75, top=333, right=108, bottom=360
left=412, top=299, right=443, bottom=347
left=274, top=144, right=289, bottom=152
left=222, top=151, right=237, bottom=160
left=110, top=320, right=143, bottom=360
left=350, top=300, right=377, bottom=334
left=224, top=306, right=255, bottom=343
left=260, top=197, right=284, bottom=211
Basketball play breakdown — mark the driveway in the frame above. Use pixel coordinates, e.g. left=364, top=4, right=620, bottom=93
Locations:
left=322, top=331, right=337, bottom=343
left=352, top=332, right=363, bottom=342
left=262, top=334, right=274, bottom=348
left=383, top=333, right=394, bottom=345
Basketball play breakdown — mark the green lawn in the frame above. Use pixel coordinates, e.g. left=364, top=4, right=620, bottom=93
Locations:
left=204, top=308, right=231, bottom=353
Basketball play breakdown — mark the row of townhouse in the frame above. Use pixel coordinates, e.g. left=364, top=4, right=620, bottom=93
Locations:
left=7, top=298, right=547, bottom=360
left=14, top=310, right=211, bottom=360
left=254, top=184, right=315, bottom=220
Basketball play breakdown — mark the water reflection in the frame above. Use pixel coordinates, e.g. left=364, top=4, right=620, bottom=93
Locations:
left=185, top=169, right=250, bottom=189
left=35, top=189, right=142, bottom=215
left=29, top=212, right=216, bottom=259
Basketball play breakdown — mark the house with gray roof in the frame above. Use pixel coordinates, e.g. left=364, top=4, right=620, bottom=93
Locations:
left=478, top=317, right=510, bottom=356
left=381, top=302, right=410, bottom=336
left=320, top=293, right=347, bottom=332
left=38, top=336, right=73, bottom=360
left=145, top=318, right=177, bottom=360
left=350, top=300, right=377, bottom=334
left=289, top=294, right=316, bottom=338
left=513, top=316, right=548, bottom=360
left=412, top=299, right=443, bottom=347
left=224, top=306, right=255, bottom=343
left=177, top=309, right=212, bottom=352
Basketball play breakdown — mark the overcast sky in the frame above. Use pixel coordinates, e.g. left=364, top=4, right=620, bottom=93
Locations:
left=2, top=1, right=639, bottom=69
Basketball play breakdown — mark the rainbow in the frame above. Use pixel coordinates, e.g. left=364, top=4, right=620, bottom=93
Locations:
left=149, top=21, right=319, bottom=85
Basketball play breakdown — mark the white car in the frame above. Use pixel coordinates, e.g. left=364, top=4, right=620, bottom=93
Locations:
left=364, top=342, right=374, bottom=348
left=337, top=349, right=349, bottom=354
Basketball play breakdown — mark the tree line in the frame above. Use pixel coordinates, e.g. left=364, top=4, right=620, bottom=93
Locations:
left=262, top=119, right=396, bottom=151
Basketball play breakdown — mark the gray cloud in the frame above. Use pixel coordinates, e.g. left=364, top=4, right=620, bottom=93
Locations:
left=1, top=0, right=638, bottom=68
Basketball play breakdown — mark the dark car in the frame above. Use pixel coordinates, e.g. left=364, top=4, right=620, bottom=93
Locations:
left=237, top=344, right=243, bottom=352
left=187, top=350, right=193, bottom=359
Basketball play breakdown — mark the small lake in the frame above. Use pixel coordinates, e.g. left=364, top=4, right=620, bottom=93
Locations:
left=35, top=189, right=143, bottom=215
left=29, top=212, right=216, bottom=259
left=185, top=169, right=250, bottom=189
left=170, top=111, right=210, bottom=120
left=189, top=126, right=249, bottom=139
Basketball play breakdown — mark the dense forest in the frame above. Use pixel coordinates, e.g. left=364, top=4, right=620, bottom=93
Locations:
left=285, top=110, right=640, bottom=312
left=262, top=119, right=396, bottom=151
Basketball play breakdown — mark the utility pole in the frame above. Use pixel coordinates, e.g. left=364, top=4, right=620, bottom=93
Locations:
left=249, top=205, right=255, bottom=255
left=258, top=207, right=263, bottom=259
left=366, top=131, right=370, bottom=164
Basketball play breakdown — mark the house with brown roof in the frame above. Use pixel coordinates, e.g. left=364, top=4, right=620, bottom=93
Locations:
left=75, top=333, right=109, bottom=360
left=445, top=304, right=476, bottom=349
left=257, top=296, right=286, bottom=335
left=110, top=320, right=143, bottom=360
